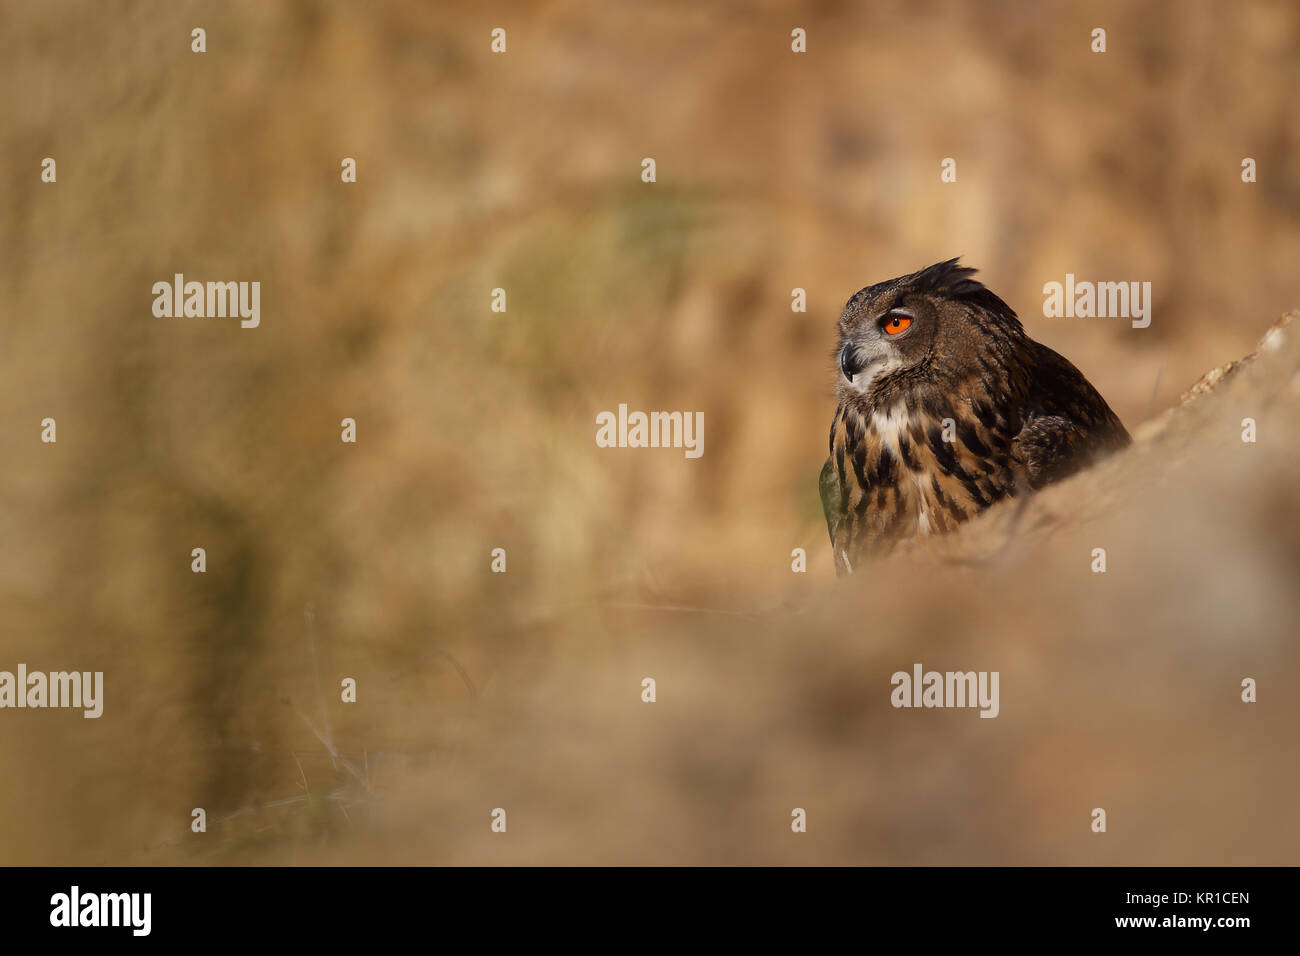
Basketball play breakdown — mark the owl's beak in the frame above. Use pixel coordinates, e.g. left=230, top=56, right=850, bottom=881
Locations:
left=840, top=344, right=867, bottom=382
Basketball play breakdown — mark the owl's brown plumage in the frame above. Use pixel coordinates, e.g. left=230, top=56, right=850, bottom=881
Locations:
left=820, top=258, right=1130, bottom=575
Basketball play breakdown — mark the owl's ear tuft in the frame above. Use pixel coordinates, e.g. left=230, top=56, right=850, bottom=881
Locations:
left=908, top=258, right=1019, bottom=323
left=908, top=257, right=988, bottom=297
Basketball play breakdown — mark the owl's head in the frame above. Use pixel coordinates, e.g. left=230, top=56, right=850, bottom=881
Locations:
left=834, top=258, right=1024, bottom=404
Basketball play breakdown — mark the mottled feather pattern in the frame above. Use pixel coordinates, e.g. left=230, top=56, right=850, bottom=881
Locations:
left=822, top=259, right=1130, bottom=574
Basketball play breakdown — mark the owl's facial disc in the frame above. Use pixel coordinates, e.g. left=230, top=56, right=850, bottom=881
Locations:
left=839, top=343, right=904, bottom=393
left=839, top=308, right=917, bottom=392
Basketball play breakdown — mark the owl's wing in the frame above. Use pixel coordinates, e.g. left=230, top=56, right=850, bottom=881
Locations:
left=1014, top=414, right=1087, bottom=489
left=819, top=457, right=856, bottom=576
left=818, top=457, right=841, bottom=546
left=1015, top=344, right=1131, bottom=489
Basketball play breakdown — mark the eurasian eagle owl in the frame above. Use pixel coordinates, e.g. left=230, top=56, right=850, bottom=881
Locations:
left=820, top=258, right=1130, bottom=574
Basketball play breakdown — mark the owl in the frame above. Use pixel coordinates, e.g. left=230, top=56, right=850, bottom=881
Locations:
left=819, top=258, right=1130, bottom=574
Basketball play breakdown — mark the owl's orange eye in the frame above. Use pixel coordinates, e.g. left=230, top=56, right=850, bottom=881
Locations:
left=883, top=313, right=912, bottom=336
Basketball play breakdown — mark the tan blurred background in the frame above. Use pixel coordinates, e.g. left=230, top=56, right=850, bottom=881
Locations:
left=0, top=0, right=1297, bottom=864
